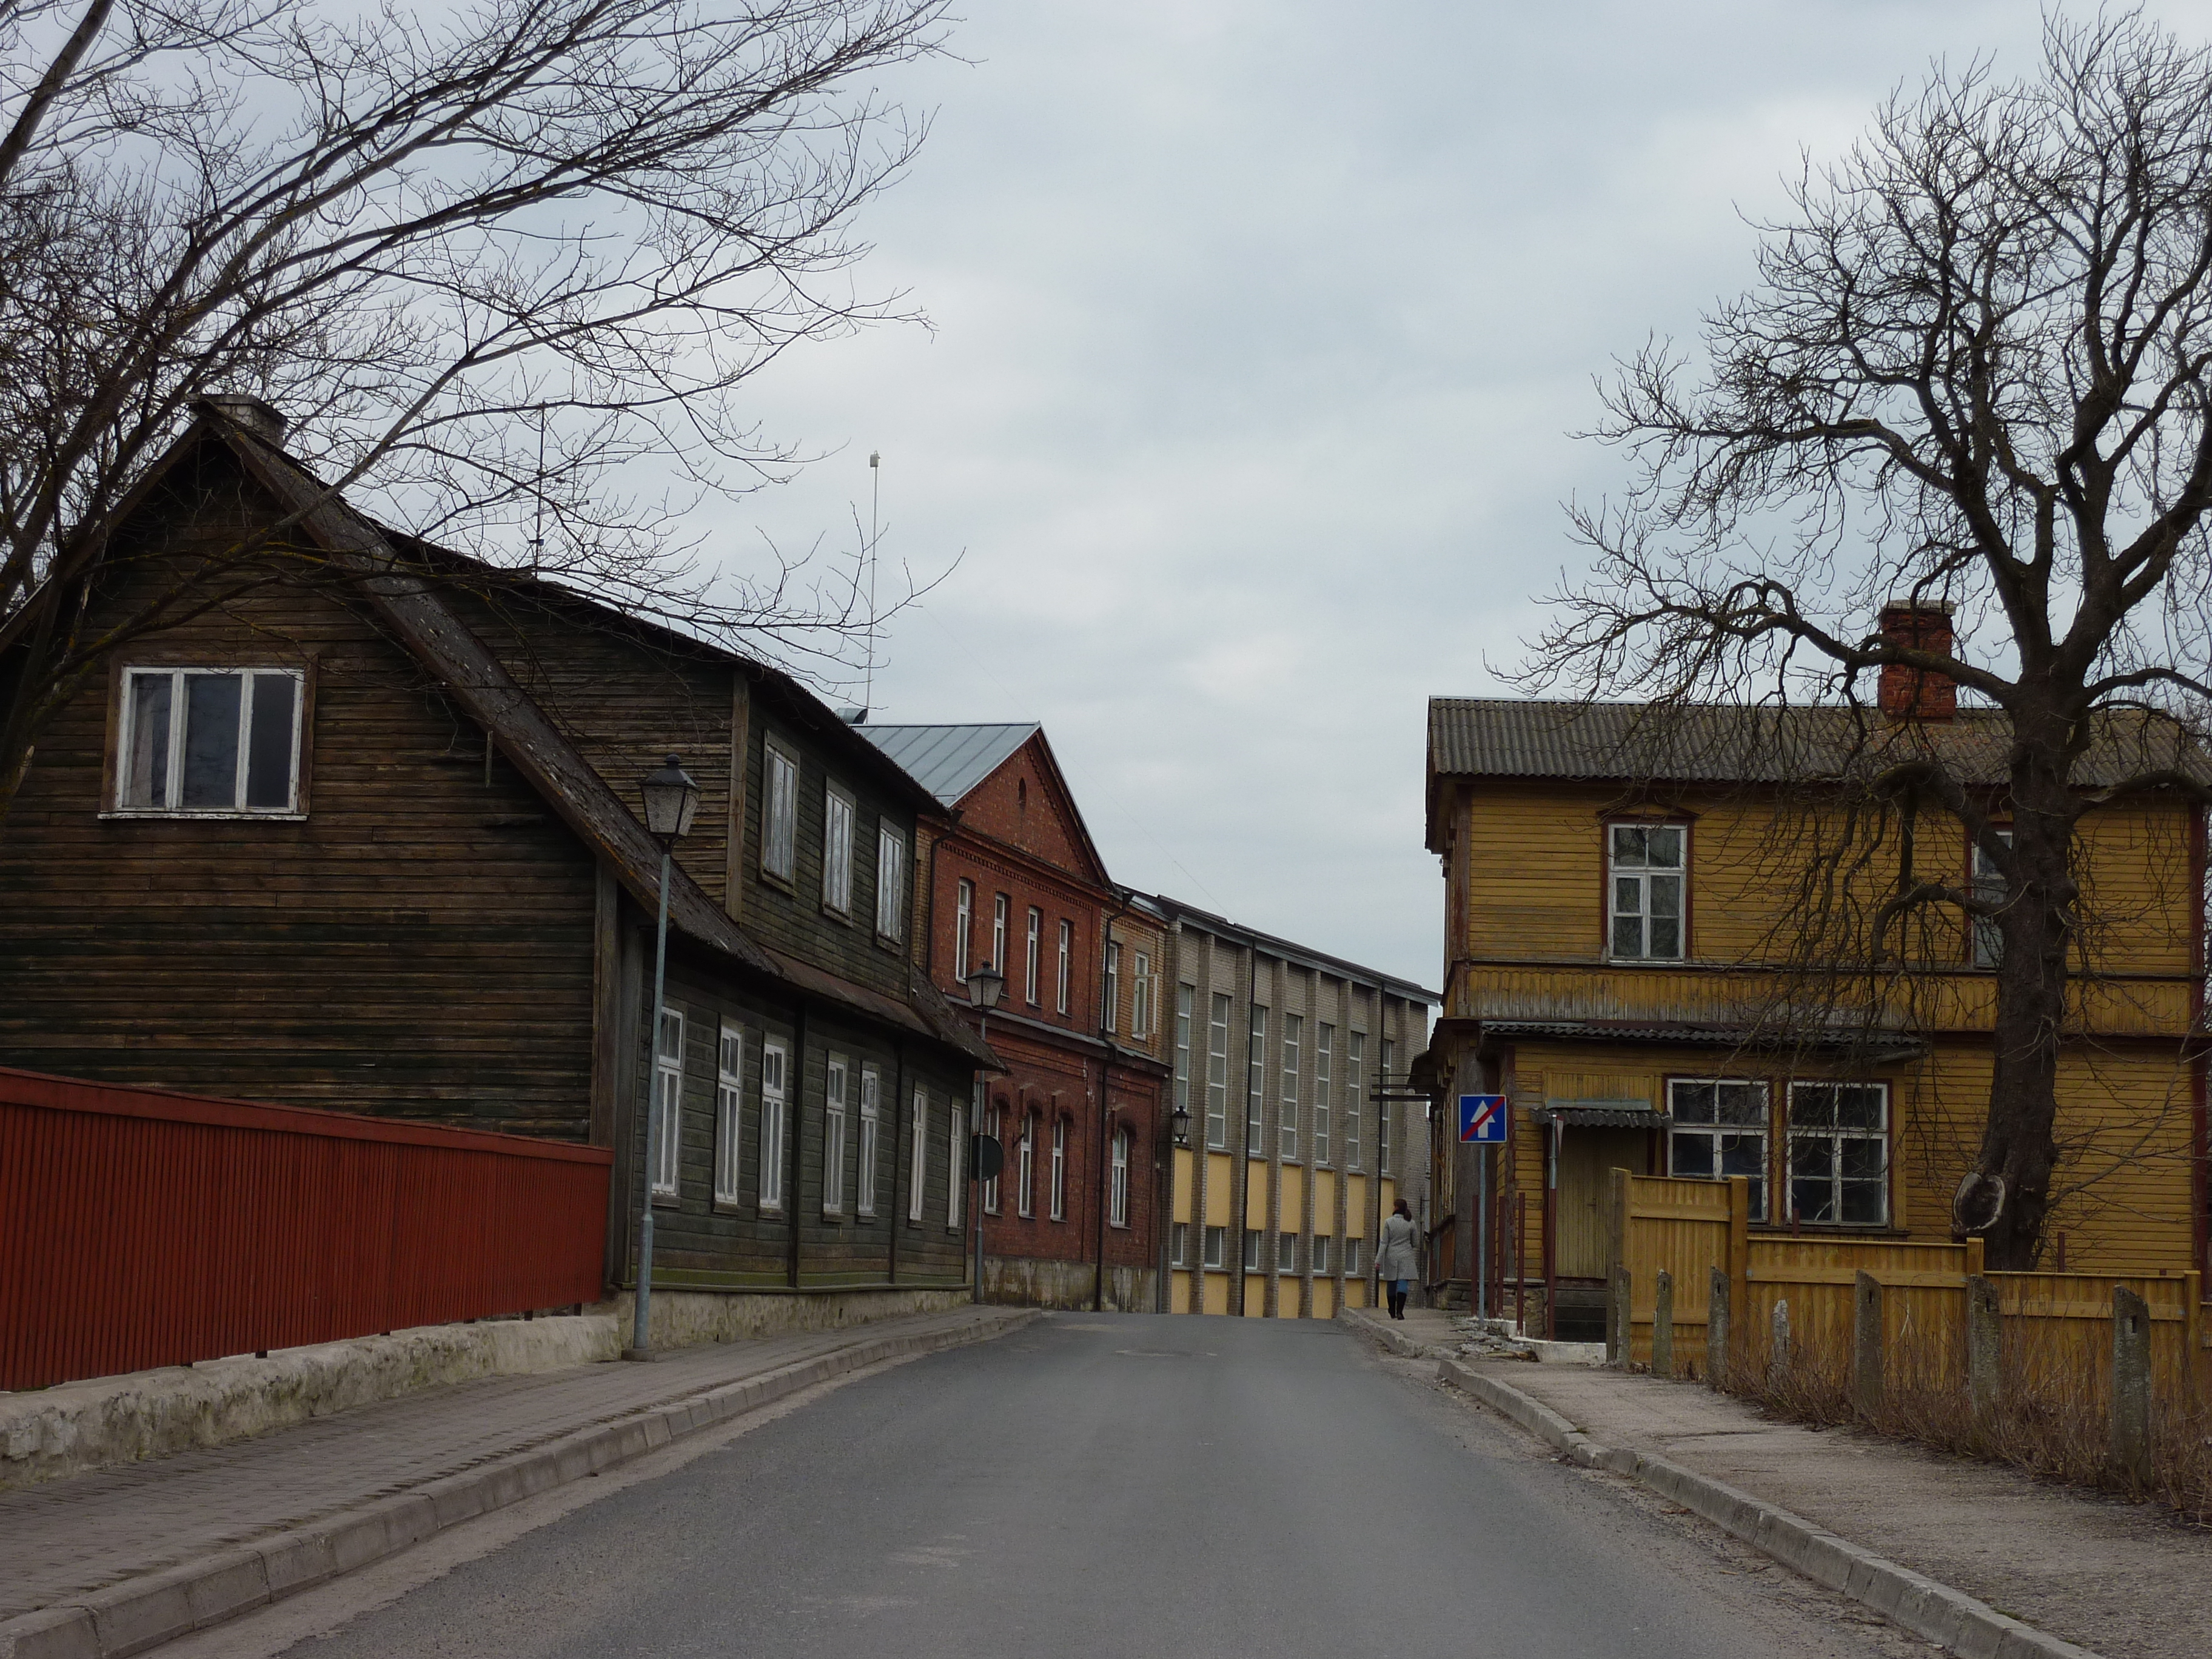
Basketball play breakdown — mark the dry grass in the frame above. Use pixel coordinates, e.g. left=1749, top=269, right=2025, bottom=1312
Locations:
left=1711, top=1326, right=2212, bottom=1527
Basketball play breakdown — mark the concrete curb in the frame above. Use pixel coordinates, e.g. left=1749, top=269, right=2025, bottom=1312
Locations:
left=1432, top=1358, right=2101, bottom=1659
left=1335, top=1306, right=1457, bottom=1362
left=0, top=1310, right=1036, bottom=1659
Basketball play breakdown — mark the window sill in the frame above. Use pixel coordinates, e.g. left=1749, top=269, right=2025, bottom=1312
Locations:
left=757, top=868, right=796, bottom=894
left=651, top=1193, right=680, bottom=1207
left=1750, top=1221, right=1903, bottom=1237
left=820, top=906, right=854, bottom=927
left=101, top=809, right=307, bottom=822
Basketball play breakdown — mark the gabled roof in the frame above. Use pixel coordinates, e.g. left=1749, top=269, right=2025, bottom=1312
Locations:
left=860, top=723, right=1040, bottom=807
left=1141, top=892, right=1439, bottom=1006
left=112, top=409, right=993, bottom=1067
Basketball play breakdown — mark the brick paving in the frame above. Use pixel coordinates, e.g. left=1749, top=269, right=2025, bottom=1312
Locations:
left=0, top=1309, right=1004, bottom=1621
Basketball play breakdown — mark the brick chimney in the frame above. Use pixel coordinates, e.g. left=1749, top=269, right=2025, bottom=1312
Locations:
left=198, top=394, right=288, bottom=444
left=1877, top=599, right=1956, bottom=723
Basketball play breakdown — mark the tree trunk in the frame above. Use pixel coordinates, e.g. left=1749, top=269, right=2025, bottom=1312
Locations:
left=1969, top=735, right=2079, bottom=1269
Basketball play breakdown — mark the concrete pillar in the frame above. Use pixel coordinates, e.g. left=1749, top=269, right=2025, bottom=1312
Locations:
left=1966, top=1274, right=2000, bottom=1438
left=2111, top=1285, right=2153, bottom=1487
left=1708, top=1265, right=1732, bottom=1388
left=1607, top=1264, right=1631, bottom=1365
left=1652, top=1270, right=1675, bottom=1379
left=1852, top=1271, right=1884, bottom=1418
left=1768, top=1298, right=1791, bottom=1387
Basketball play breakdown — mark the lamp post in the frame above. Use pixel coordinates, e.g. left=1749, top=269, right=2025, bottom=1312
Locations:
left=966, top=965, right=1005, bottom=1307
left=1171, top=1103, right=1192, bottom=1148
left=627, top=754, right=700, bottom=1361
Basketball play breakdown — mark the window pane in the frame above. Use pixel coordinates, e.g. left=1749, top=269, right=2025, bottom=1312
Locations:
left=1671, top=1081, right=1715, bottom=1124
left=1717, top=1084, right=1765, bottom=1125
left=125, top=674, right=172, bottom=807
left=1614, top=875, right=1641, bottom=915
left=1647, top=917, right=1681, bottom=958
left=181, top=674, right=242, bottom=808
left=1647, top=826, right=1683, bottom=868
left=1610, top=825, right=1646, bottom=866
left=1647, top=874, right=1681, bottom=919
left=1838, top=1136, right=1885, bottom=1180
left=1792, top=1180, right=1833, bottom=1222
left=1839, top=1180, right=1885, bottom=1225
left=1612, top=914, right=1643, bottom=957
left=1671, top=1132, right=1715, bottom=1177
left=1791, top=1086, right=1836, bottom=1127
left=245, top=674, right=298, bottom=808
left=1836, top=1087, right=1885, bottom=1129
left=1718, top=1133, right=1765, bottom=1178
left=1789, top=1137, right=1831, bottom=1179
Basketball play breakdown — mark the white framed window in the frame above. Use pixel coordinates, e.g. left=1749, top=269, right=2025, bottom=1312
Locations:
left=1787, top=1082, right=1889, bottom=1226
left=1346, top=1031, right=1364, bottom=1170
left=115, top=666, right=304, bottom=815
left=1131, top=953, right=1151, bottom=1039
left=1608, top=822, right=1686, bottom=960
left=1025, top=907, right=1042, bottom=1004
left=823, top=1054, right=848, bottom=1215
left=991, top=893, right=1008, bottom=971
left=1345, top=1236, right=1364, bottom=1276
left=1202, top=1225, right=1227, bottom=1270
left=984, top=1102, right=1002, bottom=1214
left=762, top=741, right=798, bottom=882
left=1313, top=1236, right=1331, bottom=1274
left=857, top=1064, right=880, bottom=1217
left=1314, top=1024, right=1333, bottom=1166
left=948, top=1095, right=967, bottom=1229
left=1245, top=1006, right=1268, bottom=1155
left=1104, top=941, right=1121, bottom=1034
left=1379, top=1037, right=1395, bottom=1173
left=908, top=1087, right=928, bottom=1223
left=1017, top=1113, right=1036, bottom=1218
left=1056, top=920, right=1072, bottom=1014
left=1669, top=1078, right=1769, bottom=1222
left=651, top=1008, right=685, bottom=1199
left=1971, top=829, right=2013, bottom=968
left=1206, top=993, right=1230, bottom=1149
left=1050, top=1118, right=1067, bottom=1220
left=876, top=825, right=907, bottom=940
left=1174, top=985, right=1195, bottom=1115
left=714, top=1021, right=744, bottom=1205
left=1110, top=1128, right=1129, bottom=1227
left=1280, top=1012, right=1302, bottom=1161
left=822, top=787, right=854, bottom=915
left=1277, top=1232, right=1298, bottom=1274
left=758, top=1039, right=787, bottom=1212
left=1171, top=1221, right=1189, bottom=1267
left=1242, top=1229, right=1262, bottom=1272
left=955, top=879, right=974, bottom=981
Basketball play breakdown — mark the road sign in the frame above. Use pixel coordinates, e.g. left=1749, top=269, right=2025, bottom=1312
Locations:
left=1458, top=1093, right=1508, bottom=1144
left=970, top=1133, right=1004, bottom=1182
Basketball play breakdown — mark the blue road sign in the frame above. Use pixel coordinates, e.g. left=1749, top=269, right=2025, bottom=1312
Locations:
left=1458, top=1093, right=1509, bottom=1144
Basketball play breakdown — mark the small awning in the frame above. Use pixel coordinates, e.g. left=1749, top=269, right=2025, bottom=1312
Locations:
left=1531, top=1105, right=1672, bottom=1129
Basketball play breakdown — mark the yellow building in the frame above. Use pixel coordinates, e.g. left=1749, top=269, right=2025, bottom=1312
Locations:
left=1138, top=896, right=1434, bottom=1318
left=1419, top=677, right=2207, bottom=1338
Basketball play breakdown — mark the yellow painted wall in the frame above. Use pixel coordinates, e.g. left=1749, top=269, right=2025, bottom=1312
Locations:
left=1242, top=1278, right=1264, bottom=1316
left=1314, top=1169, right=1336, bottom=1235
left=1344, top=1276, right=1366, bottom=1308
left=1202, top=1272, right=1230, bottom=1315
left=1171, top=1270, right=1191, bottom=1312
left=1205, top=1153, right=1234, bottom=1227
left=1312, top=1279, right=1335, bottom=1318
left=1171, top=1147, right=1194, bottom=1224
left=1346, top=1174, right=1367, bottom=1239
left=1245, top=1158, right=1268, bottom=1228
left=1280, top=1174, right=1303, bottom=1236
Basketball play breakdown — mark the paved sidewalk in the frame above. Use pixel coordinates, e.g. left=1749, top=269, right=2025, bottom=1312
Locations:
left=1, top=1307, right=1023, bottom=1634
left=1390, top=1319, right=2208, bottom=1659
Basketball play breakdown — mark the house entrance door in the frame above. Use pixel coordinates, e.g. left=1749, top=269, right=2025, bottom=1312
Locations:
left=1555, top=1126, right=1651, bottom=1279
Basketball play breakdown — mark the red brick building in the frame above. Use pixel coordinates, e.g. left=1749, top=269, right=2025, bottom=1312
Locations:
left=860, top=723, right=1169, bottom=1310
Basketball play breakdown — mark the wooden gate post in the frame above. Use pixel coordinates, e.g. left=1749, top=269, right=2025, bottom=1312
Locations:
left=1966, top=1274, right=2001, bottom=1443
left=1653, top=1269, right=1675, bottom=1379
left=1768, top=1298, right=1791, bottom=1387
left=1708, top=1265, right=1732, bottom=1389
left=2111, top=1285, right=2153, bottom=1489
left=1852, top=1271, right=1885, bottom=1419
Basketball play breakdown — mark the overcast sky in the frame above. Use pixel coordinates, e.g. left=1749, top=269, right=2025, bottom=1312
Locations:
left=722, top=1, right=2212, bottom=994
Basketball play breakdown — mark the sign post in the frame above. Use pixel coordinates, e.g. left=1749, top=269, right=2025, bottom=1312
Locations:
left=1459, top=1094, right=1507, bottom=1321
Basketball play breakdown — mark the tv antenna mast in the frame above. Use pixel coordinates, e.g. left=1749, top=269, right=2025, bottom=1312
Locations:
left=863, top=451, right=880, bottom=716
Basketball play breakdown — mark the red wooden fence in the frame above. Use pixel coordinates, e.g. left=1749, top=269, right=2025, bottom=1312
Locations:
left=0, top=1067, right=611, bottom=1389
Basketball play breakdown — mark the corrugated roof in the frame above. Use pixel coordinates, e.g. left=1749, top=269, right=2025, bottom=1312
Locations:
left=1429, top=697, right=2212, bottom=789
left=859, top=723, right=1040, bottom=806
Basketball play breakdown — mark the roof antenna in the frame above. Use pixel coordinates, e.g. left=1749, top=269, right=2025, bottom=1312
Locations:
left=528, top=407, right=548, bottom=571
left=863, top=450, right=881, bottom=717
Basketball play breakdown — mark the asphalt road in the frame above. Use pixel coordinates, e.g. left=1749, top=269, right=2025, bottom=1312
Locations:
left=260, top=1313, right=1915, bottom=1659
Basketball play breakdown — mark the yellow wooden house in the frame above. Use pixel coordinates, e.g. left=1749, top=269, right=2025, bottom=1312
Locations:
left=1419, top=674, right=2207, bottom=1339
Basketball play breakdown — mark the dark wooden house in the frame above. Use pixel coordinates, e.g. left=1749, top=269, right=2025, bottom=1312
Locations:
left=0, top=400, right=994, bottom=1339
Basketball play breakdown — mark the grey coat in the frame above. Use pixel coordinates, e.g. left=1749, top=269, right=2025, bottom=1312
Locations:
left=1376, top=1212, right=1419, bottom=1282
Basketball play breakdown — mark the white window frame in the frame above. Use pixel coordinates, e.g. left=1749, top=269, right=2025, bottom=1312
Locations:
left=1279, top=1012, right=1301, bottom=1161
left=1024, top=907, right=1041, bottom=1004
left=1109, top=1128, right=1129, bottom=1227
left=857, top=1064, right=880, bottom=1217
left=1345, top=1236, right=1364, bottom=1277
left=1313, top=1023, right=1333, bottom=1167
left=762, top=741, right=799, bottom=882
left=822, top=786, right=854, bottom=916
left=823, top=1054, right=848, bottom=1215
left=1056, top=920, right=1072, bottom=1013
left=956, top=879, right=974, bottom=981
left=875, top=824, right=906, bottom=940
left=1104, top=941, right=1121, bottom=1034
left=1312, top=1236, right=1331, bottom=1275
left=1607, top=821, right=1686, bottom=961
left=1242, top=1228, right=1261, bottom=1272
left=714, top=1021, right=744, bottom=1205
left=1245, top=1005, right=1268, bottom=1155
left=113, top=665, right=306, bottom=817
left=1202, top=1225, right=1227, bottom=1270
left=1667, top=1077, right=1769, bottom=1222
left=757, top=1038, right=787, bottom=1213
left=1171, top=1221, right=1189, bottom=1268
left=1971, top=828, right=2013, bottom=968
left=1017, top=1113, right=1036, bottom=1218
left=1173, top=985, right=1194, bottom=1115
left=983, top=1102, right=1003, bottom=1214
left=1346, top=1031, right=1364, bottom=1170
left=1277, top=1232, right=1297, bottom=1274
left=1131, top=953, right=1151, bottom=1039
left=948, top=1095, right=967, bottom=1230
left=1050, top=1118, right=1067, bottom=1221
left=1206, top=993, right=1230, bottom=1149
left=1379, top=1037, right=1395, bottom=1174
left=651, top=1008, right=685, bottom=1199
left=1786, top=1081, right=1891, bottom=1227
left=991, top=893, right=1008, bottom=971
left=908, top=1087, right=928, bottom=1223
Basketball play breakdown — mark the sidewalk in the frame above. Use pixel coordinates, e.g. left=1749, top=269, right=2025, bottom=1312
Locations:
left=1342, top=1307, right=2207, bottom=1659
left=0, top=1306, right=1031, bottom=1658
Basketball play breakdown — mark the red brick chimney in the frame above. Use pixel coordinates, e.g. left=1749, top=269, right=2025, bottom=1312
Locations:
left=1877, top=600, right=1956, bottom=723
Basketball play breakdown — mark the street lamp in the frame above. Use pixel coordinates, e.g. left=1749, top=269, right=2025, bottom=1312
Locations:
left=1170, top=1102, right=1192, bottom=1148
left=627, top=755, right=699, bottom=1361
left=967, top=967, right=1005, bottom=1305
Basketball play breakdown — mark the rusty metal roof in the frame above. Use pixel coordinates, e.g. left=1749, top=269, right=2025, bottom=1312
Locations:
left=1428, top=697, right=2212, bottom=789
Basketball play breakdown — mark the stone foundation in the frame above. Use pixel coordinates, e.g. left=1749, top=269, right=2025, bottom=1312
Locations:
left=606, top=1285, right=973, bottom=1349
left=978, top=1257, right=1157, bottom=1312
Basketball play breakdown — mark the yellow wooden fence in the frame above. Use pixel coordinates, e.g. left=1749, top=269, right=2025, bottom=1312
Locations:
left=1611, top=1171, right=2207, bottom=1398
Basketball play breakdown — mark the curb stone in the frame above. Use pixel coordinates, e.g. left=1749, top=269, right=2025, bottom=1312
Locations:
left=0, top=1310, right=1035, bottom=1659
left=1336, top=1307, right=1456, bottom=1363
left=1429, top=1357, right=2100, bottom=1659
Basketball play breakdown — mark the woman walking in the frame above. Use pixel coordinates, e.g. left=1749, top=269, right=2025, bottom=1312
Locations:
left=1376, top=1198, right=1419, bottom=1321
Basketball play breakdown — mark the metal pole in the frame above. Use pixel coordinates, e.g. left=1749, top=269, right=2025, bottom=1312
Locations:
left=631, top=846, right=672, bottom=1356
left=973, top=1013, right=985, bottom=1307
left=1476, top=1142, right=1490, bottom=1322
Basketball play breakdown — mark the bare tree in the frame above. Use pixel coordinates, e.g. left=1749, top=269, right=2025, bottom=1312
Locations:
left=1527, top=10, right=2212, bottom=1269
left=0, top=0, right=950, bottom=829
